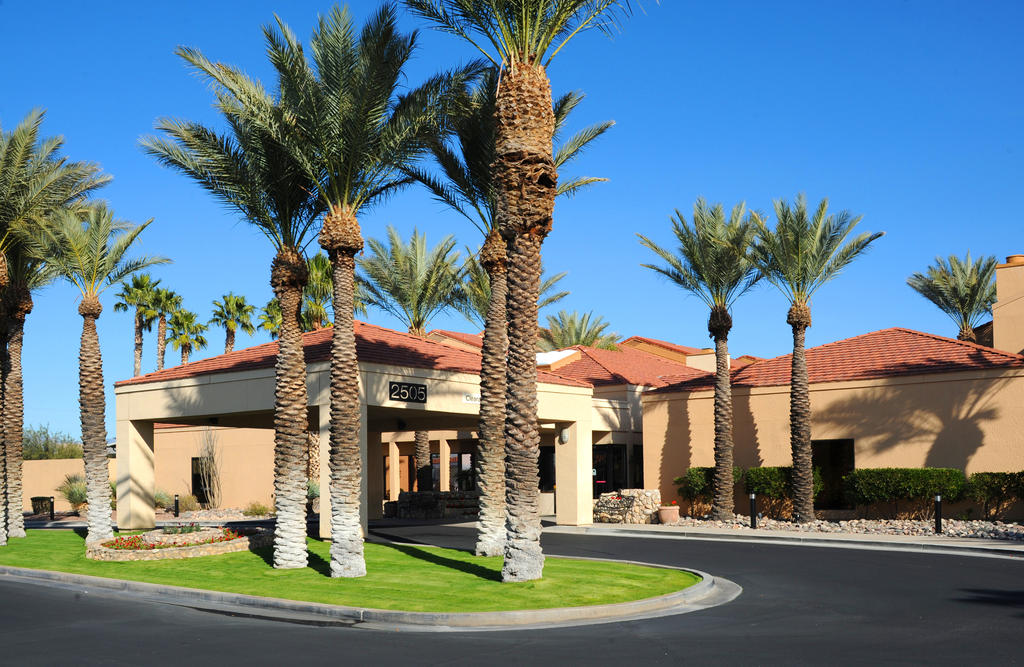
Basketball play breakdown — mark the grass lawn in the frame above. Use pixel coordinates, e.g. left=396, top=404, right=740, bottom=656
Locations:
left=0, top=530, right=699, bottom=612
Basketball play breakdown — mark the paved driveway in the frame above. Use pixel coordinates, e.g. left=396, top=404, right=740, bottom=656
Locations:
left=0, top=524, right=1019, bottom=666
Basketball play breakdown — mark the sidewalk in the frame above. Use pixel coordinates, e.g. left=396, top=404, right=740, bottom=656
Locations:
left=544, top=521, right=1024, bottom=558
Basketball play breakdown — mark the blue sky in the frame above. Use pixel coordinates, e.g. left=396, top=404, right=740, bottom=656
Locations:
left=2, top=1, right=1021, bottom=436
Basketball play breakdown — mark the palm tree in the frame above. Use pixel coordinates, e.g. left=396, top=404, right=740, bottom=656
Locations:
left=461, top=253, right=569, bottom=329
left=405, top=0, right=629, bottom=581
left=908, top=253, right=997, bottom=342
left=751, top=194, right=882, bottom=522
left=151, top=288, right=182, bottom=371
left=2, top=242, right=56, bottom=538
left=20, top=203, right=165, bottom=543
left=169, top=309, right=209, bottom=364
left=409, top=66, right=607, bottom=557
left=303, top=253, right=333, bottom=331
left=142, top=55, right=322, bottom=570
left=638, top=199, right=761, bottom=520
left=113, top=274, right=160, bottom=376
left=187, top=4, right=479, bottom=578
left=209, top=293, right=256, bottom=353
left=539, top=310, right=620, bottom=351
left=358, top=226, right=465, bottom=494
left=260, top=299, right=283, bottom=339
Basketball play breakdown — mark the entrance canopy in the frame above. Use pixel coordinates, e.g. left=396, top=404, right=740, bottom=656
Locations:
left=114, top=322, right=596, bottom=535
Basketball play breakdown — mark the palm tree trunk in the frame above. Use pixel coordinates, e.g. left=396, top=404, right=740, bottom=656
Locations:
left=788, top=303, right=814, bottom=522
left=78, top=296, right=113, bottom=543
left=156, top=315, right=167, bottom=371
left=474, top=229, right=508, bottom=557
left=181, top=347, right=190, bottom=365
left=709, top=307, right=735, bottom=521
left=4, top=294, right=30, bottom=538
left=270, top=249, right=310, bottom=569
left=957, top=325, right=976, bottom=343
left=414, top=430, right=432, bottom=492
left=133, top=307, right=143, bottom=377
left=0, top=310, right=8, bottom=546
left=225, top=327, right=235, bottom=354
left=321, top=206, right=366, bottom=578
left=494, top=63, right=556, bottom=583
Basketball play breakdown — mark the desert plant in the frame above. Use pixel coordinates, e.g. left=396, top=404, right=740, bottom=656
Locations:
left=153, top=489, right=173, bottom=510
left=163, top=522, right=202, bottom=534
left=307, top=479, right=320, bottom=502
left=109, top=481, right=116, bottom=510
left=57, top=473, right=88, bottom=513
left=243, top=501, right=272, bottom=517
left=195, top=428, right=221, bottom=508
left=177, top=494, right=201, bottom=513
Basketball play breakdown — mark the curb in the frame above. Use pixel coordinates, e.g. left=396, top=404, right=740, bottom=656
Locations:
left=0, top=561, right=736, bottom=631
left=546, top=525, right=1024, bottom=559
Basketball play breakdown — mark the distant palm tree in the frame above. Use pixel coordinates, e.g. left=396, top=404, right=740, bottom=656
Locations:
left=142, top=45, right=322, bottom=569
left=908, top=253, right=997, bottom=342
left=408, top=65, right=607, bottom=557
left=460, top=254, right=569, bottom=329
left=539, top=311, right=620, bottom=351
left=114, top=273, right=160, bottom=376
left=405, top=0, right=630, bottom=581
left=20, top=203, right=166, bottom=543
left=209, top=293, right=255, bottom=354
left=151, top=288, right=182, bottom=371
left=639, top=199, right=761, bottom=520
left=751, top=194, right=882, bottom=522
left=170, top=309, right=209, bottom=364
left=259, top=298, right=282, bottom=339
left=303, top=253, right=333, bottom=331
left=358, top=226, right=465, bottom=494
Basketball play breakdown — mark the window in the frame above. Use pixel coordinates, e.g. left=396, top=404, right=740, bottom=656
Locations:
left=191, top=457, right=210, bottom=505
left=811, top=439, right=855, bottom=509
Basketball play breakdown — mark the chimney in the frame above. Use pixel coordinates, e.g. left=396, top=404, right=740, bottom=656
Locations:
left=993, top=255, right=1024, bottom=354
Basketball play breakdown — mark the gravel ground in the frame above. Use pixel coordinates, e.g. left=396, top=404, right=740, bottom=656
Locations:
left=664, top=514, right=1024, bottom=541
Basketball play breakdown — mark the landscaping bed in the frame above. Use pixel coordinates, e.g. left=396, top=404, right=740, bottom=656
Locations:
left=0, top=530, right=699, bottom=612
left=664, top=514, right=1024, bottom=540
left=86, top=526, right=271, bottom=561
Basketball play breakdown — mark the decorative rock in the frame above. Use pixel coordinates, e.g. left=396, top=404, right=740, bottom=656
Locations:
left=594, top=489, right=662, bottom=524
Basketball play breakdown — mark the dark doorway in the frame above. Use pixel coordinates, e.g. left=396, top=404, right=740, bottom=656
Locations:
left=191, top=457, right=210, bottom=505
left=539, top=447, right=555, bottom=492
left=593, top=444, right=627, bottom=498
left=812, top=439, right=855, bottom=509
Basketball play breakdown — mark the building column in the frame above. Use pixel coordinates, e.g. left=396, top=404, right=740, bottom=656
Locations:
left=367, top=430, right=384, bottom=520
left=318, top=399, right=370, bottom=537
left=555, top=408, right=593, bottom=526
left=439, top=438, right=451, bottom=492
left=388, top=441, right=401, bottom=501
left=116, top=419, right=155, bottom=530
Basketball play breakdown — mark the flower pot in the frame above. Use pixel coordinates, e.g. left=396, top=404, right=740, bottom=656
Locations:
left=658, top=506, right=680, bottom=524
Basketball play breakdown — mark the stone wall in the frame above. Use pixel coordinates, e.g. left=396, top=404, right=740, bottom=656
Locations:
left=387, top=491, right=481, bottom=521
left=594, top=489, right=662, bottom=524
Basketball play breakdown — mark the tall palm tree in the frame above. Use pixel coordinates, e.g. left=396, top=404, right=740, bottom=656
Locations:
left=2, top=242, right=56, bottom=538
left=538, top=310, right=620, bottom=351
left=169, top=309, right=209, bottom=364
left=20, top=203, right=166, bottom=543
left=113, top=273, right=160, bottom=376
left=209, top=293, right=256, bottom=353
left=410, top=66, right=607, bottom=557
left=751, top=194, right=882, bottom=522
left=908, top=253, right=997, bottom=342
left=142, top=58, right=322, bottom=570
left=358, top=226, right=465, bottom=494
left=151, top=287, right=182, bottom=371
left=638, top=199, right=761, bottom=520
left=406, top=0, right=629, bottom=581
left=189, top=4, right=479, bottom=578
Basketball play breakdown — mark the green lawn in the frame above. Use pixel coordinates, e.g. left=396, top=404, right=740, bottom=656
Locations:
left=0, top=530, right=698, bottom=612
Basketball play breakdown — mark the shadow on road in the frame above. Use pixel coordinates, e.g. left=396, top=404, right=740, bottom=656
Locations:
left=956, top=589, right=1024, bottom=617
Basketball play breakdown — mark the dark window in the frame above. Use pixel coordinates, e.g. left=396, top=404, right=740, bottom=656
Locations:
left=539, top=447, right=555, bottom=492
left=592, top=444, right=628, bottom=498
left=191, top=457, right=210, bottom=505
left=630, top=445, right=644, bottom=488
left=812, top=439, right=855, bottom=509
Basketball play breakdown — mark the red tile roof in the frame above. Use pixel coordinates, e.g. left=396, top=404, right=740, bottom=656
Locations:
left=620, top=335, right=710, bottom=356
left=652, top=328, right=1024, bottom=393
left=116, top=321, right=588, bottom=388
left=547, top=345, right=710, bottom=387
left=428, top=329, right=484, bottom=348
left=731, top=354, right=763, bottom=370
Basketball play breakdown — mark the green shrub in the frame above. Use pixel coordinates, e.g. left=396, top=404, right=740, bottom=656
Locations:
left=163, top=523, right=202, bottom=534
left=22, top=425, right=83, bottom=460
left=153, top=489, right=173, bottom=510
left=673, top=467, right=743, bottom=513
left=967, top=472, right=1023, bottom=520
left=30, top=496, right=50, bottom=515
left=56, top=473, right=87, bottom=512
left=744, top=467, right=823, bottom=499
left=843, top=468, right=966, bottom=517
left=109, top=481, right=116, bottom=511
left=243, top=501, right=272, bottom=517
left=307, top=479, right=320, bottom=501
left=177, top=494, right=200, bottom=512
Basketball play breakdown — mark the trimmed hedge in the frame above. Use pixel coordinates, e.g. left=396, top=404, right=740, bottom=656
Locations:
left=744, top=466, right=823, bottom=500
left=843, top=468, right=966, bottom=506
left=673, top=467, right=743, bottom=503
left=967, top=472, right=1024, bottom=519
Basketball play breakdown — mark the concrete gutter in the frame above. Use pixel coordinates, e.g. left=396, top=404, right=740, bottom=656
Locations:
left=0, top=561, right=739, bottom=632
left=546, top=524, right=1024, bottom=559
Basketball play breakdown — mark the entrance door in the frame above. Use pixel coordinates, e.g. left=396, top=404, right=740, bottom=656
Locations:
left=812, top=439, right=855, bottom=509
left=592, top=444, right=627, bottom=497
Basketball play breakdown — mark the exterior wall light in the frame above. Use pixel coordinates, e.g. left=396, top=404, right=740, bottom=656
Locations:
left=558, top=427, right=570, bottom=444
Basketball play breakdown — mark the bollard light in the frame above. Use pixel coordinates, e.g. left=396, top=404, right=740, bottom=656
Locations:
left=49, top=496, right=55, bottom=522
left=174, top=494, right=180, bottom=518
left=750, top=492, right=757, bottom=530
left=934, top=494, right=942, bottom=534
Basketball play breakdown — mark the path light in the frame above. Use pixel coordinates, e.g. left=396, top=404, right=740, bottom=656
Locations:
left=174, top=494, right=180, bottom=518
left=750, top=493, right=757, bottom=530
left=934, top=495, right=942, bottom=534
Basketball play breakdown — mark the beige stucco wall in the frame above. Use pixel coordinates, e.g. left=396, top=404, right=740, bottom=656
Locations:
left=993, top=258, right=1024, bottom=355
left=22, top=459, right=116, bottom=512
left=643, top=368, right=1024, bottom=503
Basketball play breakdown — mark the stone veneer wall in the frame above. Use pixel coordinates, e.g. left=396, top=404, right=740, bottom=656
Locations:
left=86, top=529, right=272, bottom=562
left=594, top=489, right=662, bottom=524
left=386, top=491, right=481, bottom=520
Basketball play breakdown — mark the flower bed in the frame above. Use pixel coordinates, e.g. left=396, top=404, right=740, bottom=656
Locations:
left=86, top=527, right=271, bottom=562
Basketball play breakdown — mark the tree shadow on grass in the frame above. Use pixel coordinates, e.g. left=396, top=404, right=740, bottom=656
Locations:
left=378, top=543, right=500, bottom=582
left=248, top=540, right=334, bottom=578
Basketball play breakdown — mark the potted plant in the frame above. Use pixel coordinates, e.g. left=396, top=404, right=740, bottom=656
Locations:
left=658, top=500, right=680, bottom=524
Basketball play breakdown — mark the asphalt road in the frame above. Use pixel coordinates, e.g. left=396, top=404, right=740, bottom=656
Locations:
left=0, top=524, right=1020, bottom=666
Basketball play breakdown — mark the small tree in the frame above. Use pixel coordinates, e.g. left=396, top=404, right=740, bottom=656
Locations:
left=196, top=428, right=222, bottom=509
